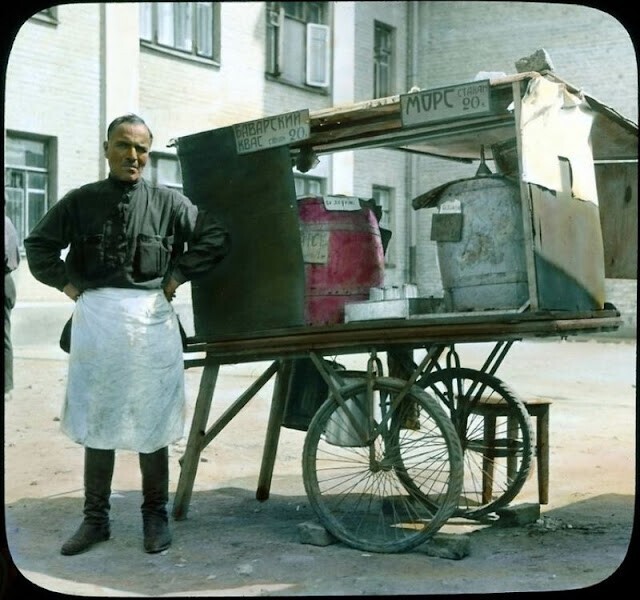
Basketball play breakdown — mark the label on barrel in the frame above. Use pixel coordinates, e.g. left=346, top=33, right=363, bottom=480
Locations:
left=439, top=199, right=462, bottom=213
left=431, top=200, right=463, bottom=242
left=233, top=109, right=310, bottom=154
left=300, top=228, right=330, bottom=263
left=400, top=80, right=491, bottom=126
left=324, top=195, right=361, bottom=211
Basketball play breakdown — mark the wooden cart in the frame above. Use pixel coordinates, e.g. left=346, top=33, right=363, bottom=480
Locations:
left=173, top=309, right=621, bottom=553
left=171, top=70, right=636, bottom=553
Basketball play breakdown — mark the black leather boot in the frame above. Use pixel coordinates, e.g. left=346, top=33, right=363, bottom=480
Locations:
left=61, top=447, right=115, bottom=556
left=139, top=446, right=172, bottom=553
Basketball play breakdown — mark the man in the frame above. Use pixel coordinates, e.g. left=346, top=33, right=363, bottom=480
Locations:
left=24, top=114, right=230, bottom=555
left=4, top=207, right=21, bottom=400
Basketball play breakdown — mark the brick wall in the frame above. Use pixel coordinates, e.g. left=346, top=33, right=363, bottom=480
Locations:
left=5, top=2, right=636, bottom=334
left=604, top=279, right=638, bottom=337
left=5, top=5, right=103, bottom=198
left=418, top=2, right=637, bottom=119
left=411, top=1, right=637, bottom=326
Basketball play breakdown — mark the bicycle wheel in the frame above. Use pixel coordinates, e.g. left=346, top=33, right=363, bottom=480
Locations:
left=415, top=367, right=533, bottom=519
left=302, top=376, right=463, bottom=553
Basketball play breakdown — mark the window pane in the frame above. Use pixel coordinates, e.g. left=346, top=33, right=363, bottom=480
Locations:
left=196, top=2, right=213, bottom=57
left=294, top=175, right=324, bottom=197
left=374, top=23, right=393, bottom=98
left=282, top=18, right=305, bottom=82
left=308, top=179, right=323, bottom=195
left=139, top=2, right=152, bottom=41
left=5, top=136, right=50, bottom=244
left=372, top=186, right=393, bottom=264
left=27, top=170, right=48, bottom=234
left=5, top=188, right=24, bottom=246
left=5, top=168, right=25, bottom=189
left=6, top=138, right=46, bottom=168
left=27, top=189, right=47, bottom=232
left=307, top=24, right=329, bottom=86
left=307, top=2, right=326, bottom=24
left=284, top=2, right=304, bottom=19
left=27, top=171, right=47, bottom=190
left=372, top=186, right=392, bottom=229
left=158, top=3, right=175, bottom=46
left=175, top=3, right=193, bottom=51
left=156, top=156, right=182, bottom=187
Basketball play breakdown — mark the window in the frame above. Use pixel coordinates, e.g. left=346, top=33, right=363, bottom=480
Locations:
left=266, top=1, right=330, bottom=88
left=294, top=175, right=325, bottom=198
left=373, top=22, right=394, bottom=98
left=140, top=2, right=219, bottom=61
left=372, top=185, right=394, bottom=265
left=4, top=136, right=51, bottom=250
left=148, top=154, right=183, bottom=191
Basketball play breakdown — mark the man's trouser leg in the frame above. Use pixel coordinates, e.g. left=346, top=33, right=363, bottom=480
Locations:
left=139, top=446, right=172, bottom=553
left=61, top=447, right=115, bottom=556
left=4, top=273, right=16, bottom=395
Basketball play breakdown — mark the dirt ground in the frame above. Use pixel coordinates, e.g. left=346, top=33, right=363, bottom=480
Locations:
left=2, top=336, right=637, bottom=597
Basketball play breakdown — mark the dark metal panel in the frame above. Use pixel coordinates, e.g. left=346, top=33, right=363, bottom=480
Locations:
left=176, top=126, right=305, bottom=339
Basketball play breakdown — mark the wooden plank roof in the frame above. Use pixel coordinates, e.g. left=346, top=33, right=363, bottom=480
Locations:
left=290, top=71, right=638, bottom=163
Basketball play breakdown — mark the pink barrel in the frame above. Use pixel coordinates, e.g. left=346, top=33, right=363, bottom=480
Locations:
left=298, top=196, right=385, bottom=326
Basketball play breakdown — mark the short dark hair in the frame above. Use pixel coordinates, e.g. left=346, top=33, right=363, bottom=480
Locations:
left=106, top=114, right=153, bottom=142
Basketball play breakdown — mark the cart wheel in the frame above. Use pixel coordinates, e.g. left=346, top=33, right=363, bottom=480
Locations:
left=302, top=377, right=463, bottom=553
left=414, top=368, right=533, bottom=519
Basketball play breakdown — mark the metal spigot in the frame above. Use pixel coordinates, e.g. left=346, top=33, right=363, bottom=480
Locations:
left=475, top=145, right=492, bottom=176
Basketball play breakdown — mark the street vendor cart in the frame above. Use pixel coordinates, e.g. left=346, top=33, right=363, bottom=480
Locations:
left=170, top=69, right=637, bottom=553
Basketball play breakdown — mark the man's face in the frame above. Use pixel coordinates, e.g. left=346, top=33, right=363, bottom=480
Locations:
left=103, top=122, right=151, bottom=183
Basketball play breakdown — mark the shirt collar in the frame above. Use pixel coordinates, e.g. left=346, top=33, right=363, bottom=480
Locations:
left=107, top=174, right=144, bottom=193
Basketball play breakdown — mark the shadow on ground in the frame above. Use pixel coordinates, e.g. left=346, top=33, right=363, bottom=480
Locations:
left=3, top=488, right=635, bottom=597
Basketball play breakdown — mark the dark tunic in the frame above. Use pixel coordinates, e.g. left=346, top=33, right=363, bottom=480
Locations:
left=24, top=175, right=230, bottom=293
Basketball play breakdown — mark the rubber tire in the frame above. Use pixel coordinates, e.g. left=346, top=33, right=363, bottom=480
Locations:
left=302, top=376, right=463, bottom=553
left=416, top=367, right=533, bottom=519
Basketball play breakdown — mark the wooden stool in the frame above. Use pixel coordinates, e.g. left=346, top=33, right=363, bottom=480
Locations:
left=472, top=397, right=551, bottom=505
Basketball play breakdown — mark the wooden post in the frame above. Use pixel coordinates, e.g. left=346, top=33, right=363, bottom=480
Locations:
left=256, top=359, right=293, bottom=501
left=536, top=404, right=550, bottom=504
left=172, top=357, right=220, bottom=520
left=512, top=79, right=539, bottom=311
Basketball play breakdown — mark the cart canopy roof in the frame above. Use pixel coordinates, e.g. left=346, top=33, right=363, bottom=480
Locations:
left=290, top=72, right=638, bottom=164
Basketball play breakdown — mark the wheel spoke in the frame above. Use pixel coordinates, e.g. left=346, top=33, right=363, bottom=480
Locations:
left=303, top=377, right=463, bottom=553
left=417, top=368, right=533, bottom=519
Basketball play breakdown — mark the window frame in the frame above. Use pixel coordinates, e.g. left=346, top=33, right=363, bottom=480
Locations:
left=371, top=184, right=395, bottom=267
left=266, top=1, right=331, bottom=91
left=293, top=174, right=326, bottom=198
left=4, top=133, right=53, bottom=251
left=139, top=2, right=220, bottom=64
left=373, top=21, right=394, bottom=99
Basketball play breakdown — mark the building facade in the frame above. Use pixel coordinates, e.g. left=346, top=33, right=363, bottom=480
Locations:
left=4, top=2, right=637, bottom=327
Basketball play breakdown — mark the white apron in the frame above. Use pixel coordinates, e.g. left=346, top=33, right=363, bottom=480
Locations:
left=61, top=288, right=186, bottom=453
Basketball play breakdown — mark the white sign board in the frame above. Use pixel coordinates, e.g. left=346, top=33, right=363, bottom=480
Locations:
left=323, top=195, right=361, bottom=211
left=300, top=229, right=330, bottom=264
left=233, top=109, right=310, bottom=154
left=401, top=80, right=491, bottom=126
